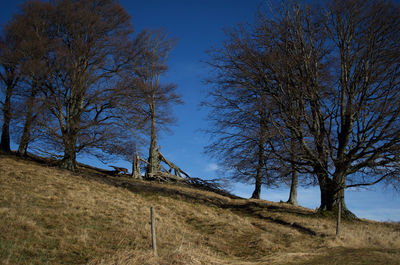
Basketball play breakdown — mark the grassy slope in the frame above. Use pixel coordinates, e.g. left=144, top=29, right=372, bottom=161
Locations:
left=0, top=154, right=399, bottom=265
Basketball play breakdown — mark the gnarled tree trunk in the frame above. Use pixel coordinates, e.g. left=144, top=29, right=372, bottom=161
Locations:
left=17, top=83, right=39, bottom=157
left=59, top=101, right=81, bottom=172
left=317, top=170, right=356, bottom=219
left=318, top=174, right=335, bottom=211
left=60, top=135, right=77, bottom=171
left=0, top=82, right=13, bottom=153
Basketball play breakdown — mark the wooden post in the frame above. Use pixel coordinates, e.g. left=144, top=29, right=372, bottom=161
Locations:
left=336, top=195, right=341, bottom=237
left=150, top=207, right=157, bottom=256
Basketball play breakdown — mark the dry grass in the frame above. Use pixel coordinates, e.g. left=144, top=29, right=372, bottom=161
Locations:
left=0, top=154, right=399, bottom=265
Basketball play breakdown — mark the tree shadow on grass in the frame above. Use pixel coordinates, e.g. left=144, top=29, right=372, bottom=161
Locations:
left=2, top=152, right=319, bottom=237
left=78, top=165, right=319, bottom=236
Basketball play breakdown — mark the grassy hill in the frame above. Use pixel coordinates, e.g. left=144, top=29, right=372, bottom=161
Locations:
left=0, top=154, right=399, bottom=265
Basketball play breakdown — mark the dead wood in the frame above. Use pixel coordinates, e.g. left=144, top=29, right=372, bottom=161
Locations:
left=157, top=150, right=189, bottom=178
left=132, top=148, right=230, bottom=196
left=110, top=166, right=128, bottom=176
left=132, top=149, right=142, bottom=179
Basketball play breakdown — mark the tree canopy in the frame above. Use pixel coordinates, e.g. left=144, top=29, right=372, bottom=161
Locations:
left=205, top=0, right=400, bottom=216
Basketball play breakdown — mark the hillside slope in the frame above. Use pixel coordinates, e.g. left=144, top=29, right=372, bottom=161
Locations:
left=0, top=154, right=399, bottom=265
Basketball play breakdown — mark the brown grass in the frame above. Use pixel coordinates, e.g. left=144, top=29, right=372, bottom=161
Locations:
left=0, top=154, right=399, bottom=264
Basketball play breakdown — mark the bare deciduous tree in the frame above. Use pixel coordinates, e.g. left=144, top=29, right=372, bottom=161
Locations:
left=324, top=0, right=400, bottom=214
left=34, top=0, right=134, bottom=171
left=206, top=0, right=400, bottom=216
left=126, top=30, right=182, bottom=177
left=4, top=1, right=54, bottom=157
left=266, top=0, right=400, bottom=216
left=204, top=28, right=280, bottom=199
left=0, top=26, right=22, bottom=153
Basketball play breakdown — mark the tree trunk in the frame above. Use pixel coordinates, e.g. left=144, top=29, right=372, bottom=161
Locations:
left=60, top=132, right=77, bottom=172
left=251, top=173, right=262, bottom=199
left=251, top=139, right=264, bottom=198
left=17, top=121, right=31, bottom=157
left=251, top=93, right=267, bottom=199
left=334, top=184, right=356, bottom=219
left=287, top=169, right=298, bottom=206
left=57, top=84, right=85, bottom=172
left=17, top=125, right=31, bottom=157
left=57, top=110, right=80, bottom=172
left=318, top=176, right=334, bottom=211
left=132, top=148, right=142, bottom=179
left=317, top=170, right=356, bottom=219
left=287, top=136, right=298, bottom=205
left=0, top=84, right=13, bottom=153
left=336, top=194, right=342, bottom=237
left=146, top=99, right=160, bottom=176
left=251, top=143, right=264, bottom=199
left=17, top=85, right=38, bottom=157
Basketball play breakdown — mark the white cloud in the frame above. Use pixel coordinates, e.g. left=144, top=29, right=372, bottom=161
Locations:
left=205, top=163, right=219, bottom=172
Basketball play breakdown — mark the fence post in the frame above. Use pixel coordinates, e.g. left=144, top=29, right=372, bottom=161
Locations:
left=336, top=196, right=341, bottom=237
left=150, top=207, right=157, bottom=256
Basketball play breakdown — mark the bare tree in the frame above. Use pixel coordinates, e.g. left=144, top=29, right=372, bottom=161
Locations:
left=256, top=1, right=336, bottom=212
left=206, top=0, right=400, bottom=216
left=1, top=1, right=179, bottom=175
left=204, top=27, right=280, bottom=199
left=3, top=1, right=54, bottom=157
left=257, top=0, right=400, bottom=216
left=127, top=30, right=182, bottom=177
left=32, top=0, right=135, bottom=171
left=0, top=26, right=22, bottom=153
left=324, top=0, right=400, bottom=214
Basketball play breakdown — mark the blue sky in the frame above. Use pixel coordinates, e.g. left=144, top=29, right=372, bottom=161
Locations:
left=1, top=0, right=400, bottom=222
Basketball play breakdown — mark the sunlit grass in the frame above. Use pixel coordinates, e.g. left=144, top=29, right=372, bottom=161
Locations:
left=0, top=154, right=399, bottom=264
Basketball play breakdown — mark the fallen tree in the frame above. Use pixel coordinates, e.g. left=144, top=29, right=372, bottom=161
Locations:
left=110, top=166, right=128, bottom=176
left=130, top=147, right=230, bottom=196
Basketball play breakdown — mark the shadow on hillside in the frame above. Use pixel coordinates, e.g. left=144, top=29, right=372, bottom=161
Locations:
left=222, top=202, right=318, bottom=236
left=2, top=152, right=319, bottom=237
left=1, top=151, right=119, bottom=175
left=78, top=166, right=319, bottom=236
